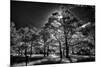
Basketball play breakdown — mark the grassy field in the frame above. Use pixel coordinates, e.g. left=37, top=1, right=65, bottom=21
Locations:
left=11, top=54, right=95, bottom=66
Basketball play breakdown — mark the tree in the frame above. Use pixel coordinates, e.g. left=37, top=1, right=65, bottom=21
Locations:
left=39, top=28, right=51, bottom=56
left=40, top=12, right=66, bottom=60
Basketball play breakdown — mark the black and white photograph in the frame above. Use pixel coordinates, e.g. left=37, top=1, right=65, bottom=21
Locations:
left=10, top=0, right=95, bottom=67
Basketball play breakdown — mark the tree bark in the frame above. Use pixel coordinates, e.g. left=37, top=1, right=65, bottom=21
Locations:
left=18, top=47, right=21, bottom=56
left=63, top=25, right=69, bottom=58
left=62, top=48, right=65, bottom=57
left=59, top=41, right=62, bottom=60
left=25, top=48, right=27, bottom=66
left=47, top=45, right=49, bottom=56
left=24, top=42, right=28, bottom=66
left=44, top=42, right=46, bottom=57
left=30, top=42, right=32, bottom=57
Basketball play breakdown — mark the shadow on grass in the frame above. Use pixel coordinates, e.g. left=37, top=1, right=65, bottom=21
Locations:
left=11, top=55, right=44, bottom=65
left=76, top=57, right=95, bottom=62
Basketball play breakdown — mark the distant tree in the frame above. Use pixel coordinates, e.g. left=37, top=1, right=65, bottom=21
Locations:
left=39, top=28, right=51, bottom=56
left=11, top=22, right=17, bottom=46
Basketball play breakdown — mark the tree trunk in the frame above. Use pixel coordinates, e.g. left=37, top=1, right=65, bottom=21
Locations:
left=44, top=43, right=46, bottom=57
left=59, top=41, right=62, bottom=60
left=30, top=42, right=32, bottom=57
left=61, top=18, right=69, bottom=58
left=47, top=45, right=49, bottom=56
left=65, top=41, right=69, bottom=58
left=18, top=48, right=21, bottom=56
left=64, top=30, right=69, bottom=58
left=62, top=48, right=65, bottom=57
left=24, top=42, right=28, bottom=66
left=25, top=48, right=27, bottom=66
left=21, top=50, right=23, bottom=55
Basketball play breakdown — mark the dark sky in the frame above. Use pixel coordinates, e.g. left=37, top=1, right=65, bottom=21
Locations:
left=11, top=1, right=95, bottom=29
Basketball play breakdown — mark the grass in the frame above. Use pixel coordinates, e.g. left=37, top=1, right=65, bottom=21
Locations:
left=34, top=60, right=62, bottom=65
left=10, top=55, right=44, bottom=65
left=11, top=54, right=95, bottom=66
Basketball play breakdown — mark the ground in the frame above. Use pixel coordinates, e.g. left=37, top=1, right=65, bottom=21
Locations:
left=11, top=54, right=95, bottom=67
